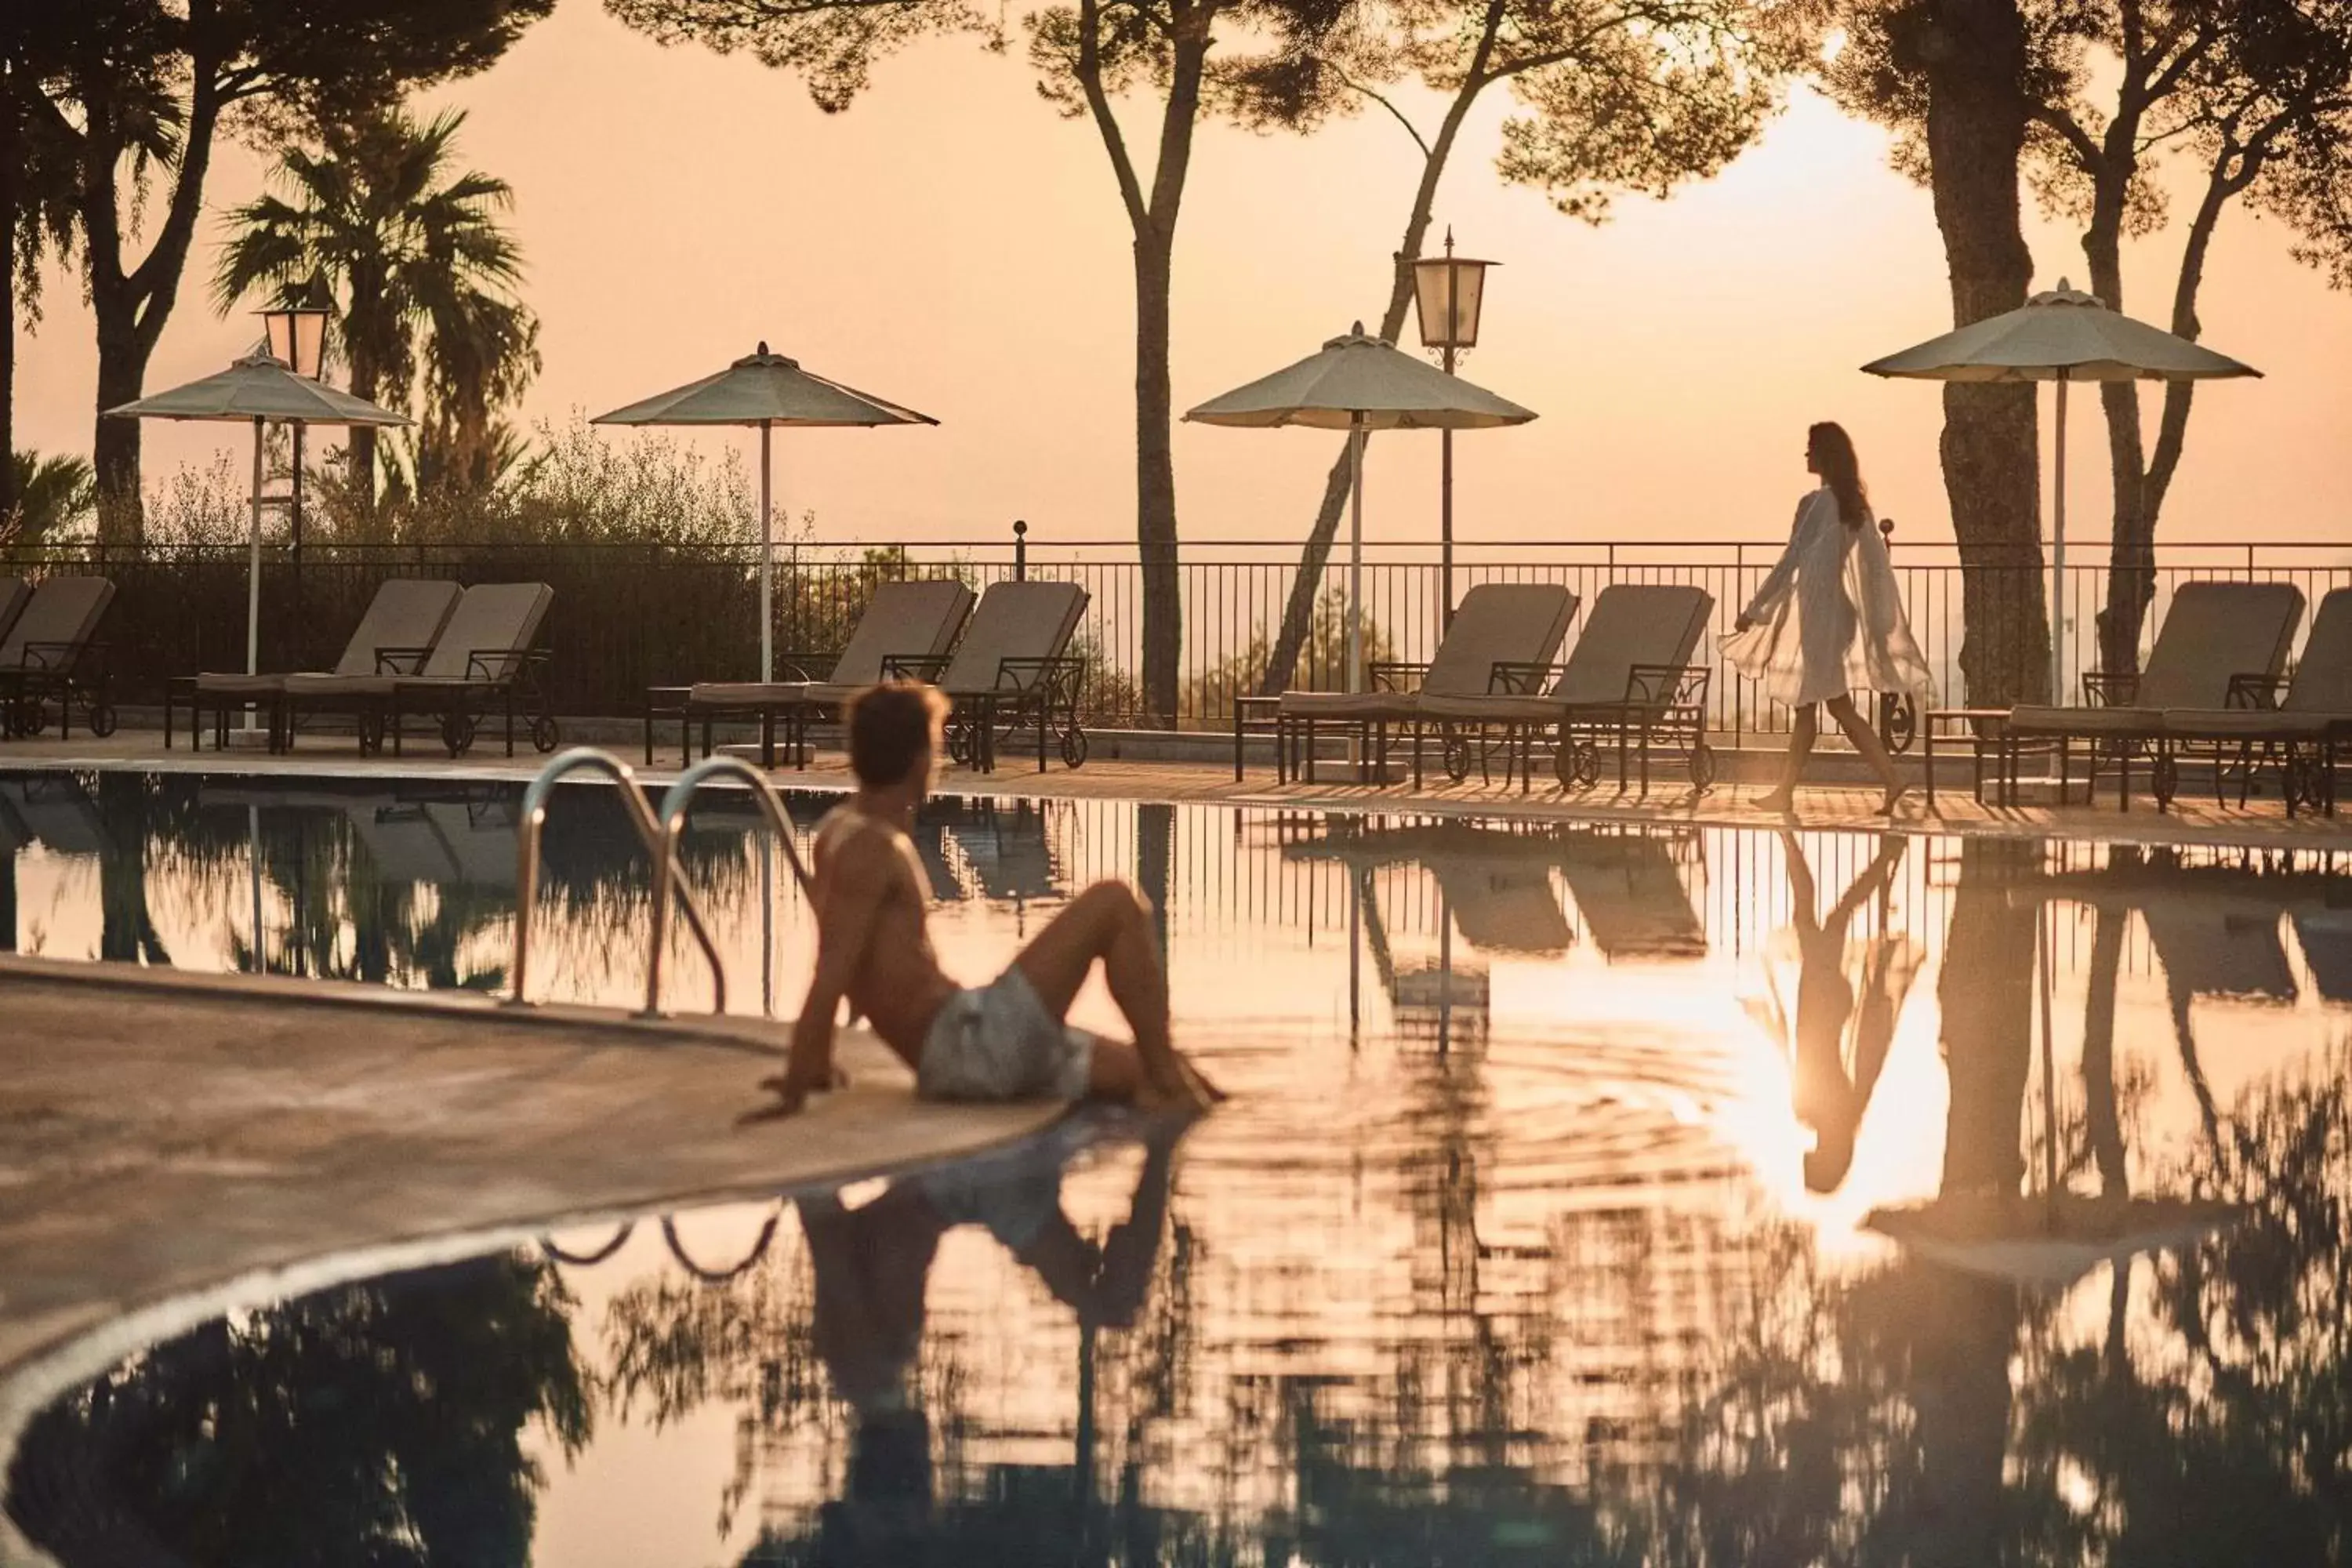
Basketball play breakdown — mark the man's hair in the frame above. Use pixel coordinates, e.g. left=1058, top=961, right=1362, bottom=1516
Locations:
left=845, top=682, right=949, bottom=788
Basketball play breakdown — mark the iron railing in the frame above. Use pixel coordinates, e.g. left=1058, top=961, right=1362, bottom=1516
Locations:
left=6, top=532, right=2346, bottom=735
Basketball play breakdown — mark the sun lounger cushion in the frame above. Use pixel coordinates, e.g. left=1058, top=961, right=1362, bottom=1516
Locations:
left=2160, top=587, right=2352, bottom=739
left=0, top=579, right=30, bottom=647
left=938, top=581, right=1089, bottom=695
left=197, top=579, right=463, bottom=694
left=1279, top=583, right=1576, bottom=717
left=0, top=577, right=114, bottom=670
left=688, top=580, right=976, bottom=709
left=282, top=582, right=553, bottom=699
left=1418, top=584, right=1712, bottom=721
left=2011, top=580, right=2303, bottom=734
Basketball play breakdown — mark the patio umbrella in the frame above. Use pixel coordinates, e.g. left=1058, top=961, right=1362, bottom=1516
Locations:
left=1186, top=323, right=1536, bottom=691
left=592, top=343, right=937, bottom=682
left=1863, top=280, right=2259, bottom=699
left=106, top=350, right=410, bottom=687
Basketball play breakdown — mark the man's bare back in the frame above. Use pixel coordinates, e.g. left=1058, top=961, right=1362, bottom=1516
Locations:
left=808, top=803, right=959, bottom=1067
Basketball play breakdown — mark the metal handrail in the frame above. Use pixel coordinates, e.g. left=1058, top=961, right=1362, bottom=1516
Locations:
left=510, top=746, right=728, bottom=1018
left=646, top=754, right=817, bottom=1018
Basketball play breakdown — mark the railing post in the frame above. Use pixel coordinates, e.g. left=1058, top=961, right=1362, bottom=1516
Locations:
left=1014, top=519, right=1028, bottom=582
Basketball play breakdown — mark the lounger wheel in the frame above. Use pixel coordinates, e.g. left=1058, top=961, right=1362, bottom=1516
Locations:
left=531, top=715, right=561, bottom=754
left=1443, top=733, right=1474, bottom=784
left=10, top=698, right=45, bottom=738
left=1878, top=692, right=1918, bottom=755
left=1060, top=728, right=1088, bottom=768
left=87, top=702, right=118, bottom=739
left=1555, top=737, right=1601, bottom=791
left=357, top=712, right=386, bottom=757
left=2284, top=752, right=2322, bottom=812
left=1689, top=740, right=1718, bottom=792
left=440, top=711, right=478, bottom=757
left=946, top=718, right=977, bottom=768
left=2151, top=749, right=2180, bottom=808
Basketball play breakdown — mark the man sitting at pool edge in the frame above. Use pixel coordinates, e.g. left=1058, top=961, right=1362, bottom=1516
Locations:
left=758, top=681, right=1221, bottom=1116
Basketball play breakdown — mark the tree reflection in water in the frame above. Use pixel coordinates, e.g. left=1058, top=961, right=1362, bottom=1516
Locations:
left=5, top=1257, right=589, bottom=1567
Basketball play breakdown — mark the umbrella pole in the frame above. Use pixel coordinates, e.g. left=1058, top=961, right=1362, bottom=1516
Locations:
left=1348, top=416, right=1365, bottom=695
left=760, top=419, right=774, bottom=684
left=2052, top=374, right=2069, bottom=703
left=246, top=415, right=266, bottom=731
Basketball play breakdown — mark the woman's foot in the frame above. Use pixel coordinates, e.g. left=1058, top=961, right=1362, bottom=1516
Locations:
left=1755, top=786, right=1795, bottom=814
left=1878, top=783, right=1909, bottom=815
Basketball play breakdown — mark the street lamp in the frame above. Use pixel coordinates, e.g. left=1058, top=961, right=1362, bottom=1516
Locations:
left=1410, top=228, right=1496, bottom=629
left=259, top=299, right=331, bottom=665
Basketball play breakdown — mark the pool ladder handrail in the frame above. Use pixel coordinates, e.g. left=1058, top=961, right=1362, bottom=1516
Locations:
left=510, top=747, right=731, bottom=1018
left=646, top=753, right=817, bottom=1016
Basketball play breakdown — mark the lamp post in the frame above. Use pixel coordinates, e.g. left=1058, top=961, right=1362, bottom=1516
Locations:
left=1411, top=229, right=1495, bottom=630
left=260, top=301, right=329, bottom=664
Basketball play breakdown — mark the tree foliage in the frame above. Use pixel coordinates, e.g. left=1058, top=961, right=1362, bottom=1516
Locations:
left=20, top=0, right=553, bottom=539
left=212, top=106, right=541, bottom=504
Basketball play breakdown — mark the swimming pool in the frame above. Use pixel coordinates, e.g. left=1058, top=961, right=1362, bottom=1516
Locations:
left=5, top=771, right=2350, bottom=1565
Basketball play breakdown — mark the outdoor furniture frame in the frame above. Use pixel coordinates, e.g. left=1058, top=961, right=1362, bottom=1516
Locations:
left=2152, top=586, right=2352, bottom=818
left=170, top=578, right=463, bottom=753
left=0, top=576, right=117, bottom=742
left=885, top=579, right=1091, bottom=774
left=280, top=583, right=557, bottom=759
left=1274, top=583, right=1578, bottom=786
left=1412, top=584, right=1715, bottom=796
left=670, top=579, right=977, bottom=768
left=2000, top=582, right=2303, bottom=809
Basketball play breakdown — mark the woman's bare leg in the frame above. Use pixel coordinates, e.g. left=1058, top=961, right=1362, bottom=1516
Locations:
left=1825, top=695, right=1905, bottom=810
left=1759, top=705, right=1818, bottom=811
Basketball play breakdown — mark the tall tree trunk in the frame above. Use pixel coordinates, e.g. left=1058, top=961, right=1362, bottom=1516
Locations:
left=0, top=74, right=16, bottom=526
left=75, top=31, right=225, bottom=546
left=1135, top=230, right=1181, bottom=723
left=2076, top=112, right=2151, bottom=678
left=1260, top=33, right=1500, bottom=698
left=1921, top=0, right=2046, bottom=705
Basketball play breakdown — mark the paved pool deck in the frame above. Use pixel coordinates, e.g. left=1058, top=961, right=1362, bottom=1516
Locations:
left=0, top=954, right=1065, bottom=1536
left=5, top=727, right=2350, bottom=853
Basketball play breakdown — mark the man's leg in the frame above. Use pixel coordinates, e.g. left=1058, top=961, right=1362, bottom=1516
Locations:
left=1012, top=881, right=1194, bottom=1102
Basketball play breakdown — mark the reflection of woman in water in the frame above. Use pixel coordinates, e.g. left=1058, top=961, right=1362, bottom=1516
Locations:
left=797, top=1125, right=1185, bottom=1561
left=1772, top=831, right=1919, bottom=1192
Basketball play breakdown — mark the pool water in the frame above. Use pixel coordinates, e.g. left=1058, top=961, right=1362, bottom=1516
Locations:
left=5, top=771, right=2352, bottom=1566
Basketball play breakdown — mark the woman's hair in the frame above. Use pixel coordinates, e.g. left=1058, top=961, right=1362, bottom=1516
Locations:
left=1809, top=422, right=1870, bottom=528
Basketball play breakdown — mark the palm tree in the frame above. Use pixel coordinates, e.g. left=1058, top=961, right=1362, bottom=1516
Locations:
left=211, top=107, right=540, bottom=511
left=2, top=449, right=95, bottom=543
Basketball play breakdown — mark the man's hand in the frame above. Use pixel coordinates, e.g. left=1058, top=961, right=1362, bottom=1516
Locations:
left=742, top=1062, right=851, bottom=1125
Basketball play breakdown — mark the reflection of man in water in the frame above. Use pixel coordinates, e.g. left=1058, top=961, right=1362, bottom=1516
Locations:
left=797, top=1125, right=1185, bottom=1559
left=1780, top=830, right=1915, bottom=1192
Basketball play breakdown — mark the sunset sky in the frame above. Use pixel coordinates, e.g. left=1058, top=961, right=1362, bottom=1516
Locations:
left=17, top=0, right=2352, bottom=554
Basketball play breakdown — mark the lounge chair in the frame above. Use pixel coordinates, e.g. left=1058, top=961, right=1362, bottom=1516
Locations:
left=0, top=578, right=30, bottom=647
left=668, top=579, right=976, bottom=768
left=0, top=576, right=117, bottom=741
left=2002, top=581, right=2303, bottom=808
left=169, top=579, right=462, bottom=753
left=887, top=579, right=1091, bottom=773
left=1273, top=583, right=1578, bottom=785
left=1414, top=583, right=1715, bottom=793
left=2154, top=586, right=2352, bottom=815
left=281, top=582, right=556, bottom=758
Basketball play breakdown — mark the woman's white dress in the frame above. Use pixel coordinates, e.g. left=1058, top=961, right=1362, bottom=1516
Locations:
left=1724, top=488, right=1933, bottom=708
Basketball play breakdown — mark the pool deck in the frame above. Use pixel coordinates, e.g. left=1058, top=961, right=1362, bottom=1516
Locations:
left=0, top=956, right=1063, bottom=1451
left=5, top=728, right=2351, bottom=852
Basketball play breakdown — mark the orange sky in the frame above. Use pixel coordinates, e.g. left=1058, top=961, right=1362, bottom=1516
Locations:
left=16, top=0, right=2352, bottom=552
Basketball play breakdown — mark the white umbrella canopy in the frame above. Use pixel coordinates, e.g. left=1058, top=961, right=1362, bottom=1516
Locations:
left=1186, top=324, right=1537, bottom=689
left=1863, top=280, right=2261, bottom=699
left=106, top=350, right=410, bottom=687
left=592, top=343, right=938, bottom=682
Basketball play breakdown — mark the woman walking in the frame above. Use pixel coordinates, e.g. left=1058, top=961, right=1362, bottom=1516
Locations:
left=1728, top=423, right=1933, bottom=813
